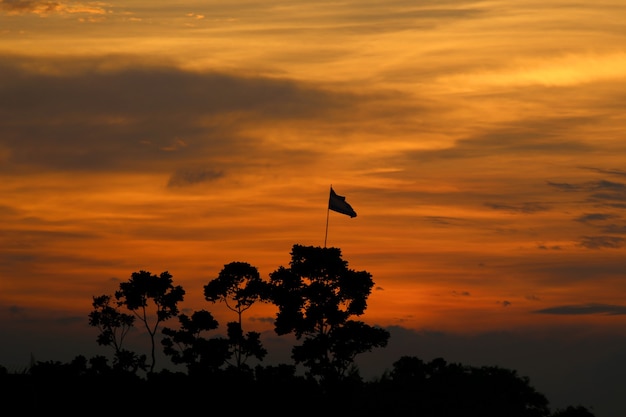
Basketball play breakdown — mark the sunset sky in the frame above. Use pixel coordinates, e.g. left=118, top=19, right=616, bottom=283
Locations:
left=2, top=1, right=626, bottom=415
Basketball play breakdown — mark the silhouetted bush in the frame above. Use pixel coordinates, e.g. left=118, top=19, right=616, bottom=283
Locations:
left=0, top=354, right=596, bottom=417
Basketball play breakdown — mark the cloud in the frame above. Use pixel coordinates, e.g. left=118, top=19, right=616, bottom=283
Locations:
left=536, top=244, right=561, bottom=250
left=578, top=236, right=625, bottom=249
left=412, top=119, right=596, bottom=163
left=0, top=0, right=62, bottom=14
left=424, top=216, right=463, bottom=226
left=0, top=0, right=109, bottom=16
left=8, top=305, right=25, bottom=315
left=581, top=166, right=626, bottom=178
left=249, top=316, right=274, bottom=324
left=533, top=303, right=626, bottom=315
left=546, top=181, right=582, bottom=192
left=0, top=55, right=357, bottom=174
left=547, top=179, right=626, bottom=203
left=167, top=167, right=224, bottom=188
left=547, top=178, right=626, bottom=237
left=602, top=224, right=626, bottom=234
left=589, top=179, right=626, bottom=191
left=588, top=180, right=626, bottom=204
left=574, top=213, right=618, bottom=223
left=485, top=202, right=550, bottom=214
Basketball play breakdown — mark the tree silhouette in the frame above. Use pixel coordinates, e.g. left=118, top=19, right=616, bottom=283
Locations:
left=89, top=294, right=134, bottom=353
left=364, top=356, right=552, bottom=417
left=551, top=406, right=596, bottom=417
left=88, top=294, right=146, bottom=372
left=115, top=270, right=185, bottom=373
left=204, top=261, right=269, bottom=370
left=161, top=309, right=231, bottom=376
left=268, top=244, right=390, bottom=384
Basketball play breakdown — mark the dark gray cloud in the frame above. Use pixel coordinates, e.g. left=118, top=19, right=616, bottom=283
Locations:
left=412, top=119, right=596, bottom=161
left=0, top=54, right=353, bottom=174
left=537, top=244, right=562, bottom=250
left=581, top=166, right=626, bottom=178
left=547, top=177, right=626, bottom=241
left=602, top=224, right=626, bottom=233
left=485, top=202, right=550, bottom=214
left=548, top=179, right=626, bottom=200
left=249, top=316, right=274, bottom=324
left=589, top=180, right=626, bottom=191
left=574, top=213, right=618, bottom=223
left=578, top=235, right=625, bottom=249
left=167, top=167, right=224, bottom=188
left=0, top=0, right=59, bottom=13
left=8, top=305, right=25, bottom=314
left=589, top=180, right=626, bottom=204
left=424, top=216, right=464, bottom=225
left=0, top=0, right=110, bottom=16
left=0, top=205, right=19, bottom=216
left=533, top=303, right=626, bottom=315
left=546, top=181, right=582, bottom=192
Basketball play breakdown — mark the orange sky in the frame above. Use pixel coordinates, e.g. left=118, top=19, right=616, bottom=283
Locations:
left=2, top=1, right=626, bottom=413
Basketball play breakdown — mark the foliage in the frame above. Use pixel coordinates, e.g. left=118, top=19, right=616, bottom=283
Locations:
left=551, top=406, right=597, bottom=417
left=204, top=261, right=269, bottom=313
left=75, top=245, right=596, bottom=415
left=204, top=261, right=269, bottom=369
left=88, top=294, right=146, bottom=372
left=161, top=309, right=231, bottom=375
left=0, top=355, right=595, bottom=417
left=352, top=356, right=554, bottom=417
left=88, top=294, right=134, bottom=352
left=268, top=244, right=390, bottom=383
left=115, top=270, right=185, bottom=373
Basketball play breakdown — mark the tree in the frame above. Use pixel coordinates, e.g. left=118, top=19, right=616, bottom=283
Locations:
left=161, top=309, right=231, bottom=376
left=89, top=294, right=134, bottom=353
left=115, top=270, right=185, bottom=373
left=551, top=406, right=596, bottom=417
left=374, top=356, right=552, bottom=417
left=268, top=244, right=390, bottom=384
left=88, top=294, right=146, bottom=373
left=204, top=261, right=269, bottom=370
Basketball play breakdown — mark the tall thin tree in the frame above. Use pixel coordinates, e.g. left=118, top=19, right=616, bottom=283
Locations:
left=115, top=270, right=185, bottom=373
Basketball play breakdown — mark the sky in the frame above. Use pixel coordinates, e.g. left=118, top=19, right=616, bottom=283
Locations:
left=1, top=0, right=626, bottom=414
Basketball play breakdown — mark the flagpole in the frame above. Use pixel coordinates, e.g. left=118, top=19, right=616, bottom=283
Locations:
left=324, top=185, right=331, bottom=247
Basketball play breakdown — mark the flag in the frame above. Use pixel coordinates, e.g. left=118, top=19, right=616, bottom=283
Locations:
left=328, top=187, right=357, bottom=218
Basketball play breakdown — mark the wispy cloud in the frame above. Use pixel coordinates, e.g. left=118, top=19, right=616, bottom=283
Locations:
left=0, top=0, right=109, bottom=16
left=578, top=236, right=625, bottom=249
left=485, top=202, right=550, bottom=214
left=167, top=167, right=224, bottom=188
left=534, top=303, right=626, bottom=315
left=581, top=166, right=626, bottom=178
left=547, top=181, right=582, bottom=192
left=0, top=56, right=355, bottom=174
left=574, top=213, right=618, bottom=223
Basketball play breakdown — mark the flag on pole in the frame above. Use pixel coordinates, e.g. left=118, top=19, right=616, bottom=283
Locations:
left=328, top=187, right=357, bottom=218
